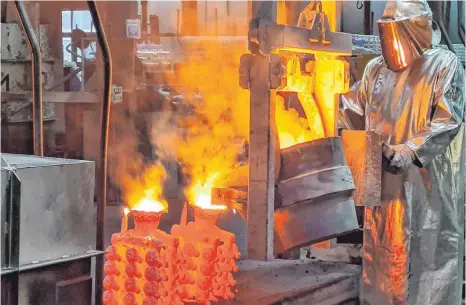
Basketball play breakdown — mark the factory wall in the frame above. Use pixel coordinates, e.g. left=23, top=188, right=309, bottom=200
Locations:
left=342, top=0, right=463, bottom=44
left=142, top=0, right=249, bottom=36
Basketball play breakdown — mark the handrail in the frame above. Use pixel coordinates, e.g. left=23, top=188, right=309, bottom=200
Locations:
left=13, top=1, right=43, bottom=156
left=87, top=1, right=112, bottom=305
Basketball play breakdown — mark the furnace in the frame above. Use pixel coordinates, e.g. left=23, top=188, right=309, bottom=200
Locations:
left=228, top=1, right=364, bottom=257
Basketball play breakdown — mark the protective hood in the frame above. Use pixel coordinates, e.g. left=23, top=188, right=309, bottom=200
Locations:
left=377, top=0, right=434, bottom=72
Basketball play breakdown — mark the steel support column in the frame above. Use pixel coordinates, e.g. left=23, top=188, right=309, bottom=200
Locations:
left=243, top=0, right=278, bottom=261
left=251, top=57, right=277, bottom=261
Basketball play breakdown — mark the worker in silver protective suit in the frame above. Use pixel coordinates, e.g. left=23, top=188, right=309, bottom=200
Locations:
left=340, top=1, right=465, bottom=305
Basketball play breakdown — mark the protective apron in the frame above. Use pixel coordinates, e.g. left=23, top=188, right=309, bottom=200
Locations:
left=340, top=48, right=465, bottom=305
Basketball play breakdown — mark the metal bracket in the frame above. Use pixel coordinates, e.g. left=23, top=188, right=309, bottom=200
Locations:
left=270, top=55, right=284, bottom=89
left=308, top=13, right=331, bottom=45
left=248, top=18, right=352, bottom=56
left=239, top=54, right=284, bottom=90
left=239, top=54, right=253, bottom=89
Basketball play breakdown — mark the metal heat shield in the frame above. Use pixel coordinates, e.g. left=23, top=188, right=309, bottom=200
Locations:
left=0, top=154, right=98, bottom=268
left=274, top=138, right=358, bottom=253
left=341, top=130, right=382, bottom=207
left=1, top=168, right=8, bottom=271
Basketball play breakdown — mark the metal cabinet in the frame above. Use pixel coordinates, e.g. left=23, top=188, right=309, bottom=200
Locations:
left=1, top=154, right=102, bottom=305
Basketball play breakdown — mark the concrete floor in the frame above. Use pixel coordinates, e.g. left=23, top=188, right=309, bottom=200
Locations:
left=198, top=259, right=360, bottom=305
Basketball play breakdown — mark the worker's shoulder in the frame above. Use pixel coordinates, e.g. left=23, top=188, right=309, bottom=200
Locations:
left=363, top=56, right=385, bottom=74
left=426, top=48, right=459, bottom=65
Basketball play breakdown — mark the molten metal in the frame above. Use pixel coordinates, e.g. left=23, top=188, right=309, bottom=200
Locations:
left=132, top=198, right=167, bottom=213
left=190, top=178, right=227, bottom=211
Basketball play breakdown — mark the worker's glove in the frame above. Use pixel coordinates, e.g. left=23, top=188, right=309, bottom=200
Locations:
left=382, top=143, right=416, bottom=174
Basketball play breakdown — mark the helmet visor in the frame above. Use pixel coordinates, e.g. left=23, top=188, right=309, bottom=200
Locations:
left=377, top=15, right=432, bottom=72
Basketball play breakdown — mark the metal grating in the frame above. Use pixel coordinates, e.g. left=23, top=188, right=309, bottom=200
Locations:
left=352, top=34, right=382, bottom=56
left=351, top=34, right=466, bottom=66
left=437, top=43, right=466, bottom=65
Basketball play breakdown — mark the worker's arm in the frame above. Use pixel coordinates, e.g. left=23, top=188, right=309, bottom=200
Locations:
left=406, top=56, right=465, bottom=168
left=339, top=61, right=372, bottom=131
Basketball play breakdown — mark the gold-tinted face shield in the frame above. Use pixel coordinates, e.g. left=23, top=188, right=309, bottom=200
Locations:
left=377, top=15, right=433, bottom=72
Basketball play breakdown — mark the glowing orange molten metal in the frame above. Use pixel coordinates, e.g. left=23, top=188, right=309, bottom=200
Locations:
left=123, top=164, right=168, bottom=213
left=276, top=98, right=316, bottom=149
left=276, top=56, right=326, bottom=148
left=132, top=191, right=168, bottom=213
left=189, top=174, right=227, bottom=211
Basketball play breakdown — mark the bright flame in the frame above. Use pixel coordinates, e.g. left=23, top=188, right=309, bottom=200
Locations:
left=123, top=164, right=169, bottom=213
left=189, top=174, right=227, bottom=210
left=276, top=56, right=325, bottom=148
left=124, top=208, right=130, bottom=215
left=165, top=40, right=248, bottom=210
left=276, top=97, right=316, bottom=149
left=132, top=196, right=167, bottom=213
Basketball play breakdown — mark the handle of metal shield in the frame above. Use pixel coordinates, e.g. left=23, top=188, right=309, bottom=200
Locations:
left=382, top=142, right=395, bottom=160
left=382, top=142, right=396, bottom=171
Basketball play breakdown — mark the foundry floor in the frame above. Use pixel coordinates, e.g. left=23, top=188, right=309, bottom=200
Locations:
left=205, top=259, right=360, bottom=305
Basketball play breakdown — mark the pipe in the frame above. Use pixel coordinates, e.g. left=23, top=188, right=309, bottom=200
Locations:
left=87, top=1, right=112, bottom=305
left=176, top=9, right=180, bottom=36
left=444, top=0, right=451, bottom=32
left=141, top=0, right=148, bottom=40
left=13, top=1, right=43, bottom=156
left=215, top=8, right=218, bottom=36
left=363, top=1, right=371, bottom=35
left=458, top=0, right=465, bottom=45
left=432, top=1, right=455, bottom=52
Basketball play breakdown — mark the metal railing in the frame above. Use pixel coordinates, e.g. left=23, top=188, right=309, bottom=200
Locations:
left=87, top=1, right=112, bottom=305
left=13, top=1, right=43, bottom=156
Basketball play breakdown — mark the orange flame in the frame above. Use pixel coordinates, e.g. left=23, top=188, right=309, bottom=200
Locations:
left=165, top=40, right=248, bottom=210
left=276, top=56, right=325, bottom=148
left=189, top=174, right=227, bottom=210
left=276, top=97, right=315, bottom=149
left=124, top=163, right=169, bottom=213
left=132, top=191, right=168, bottom=213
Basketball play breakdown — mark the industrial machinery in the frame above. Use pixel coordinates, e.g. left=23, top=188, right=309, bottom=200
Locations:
left=1, top=1, right=464, bottom=305
left=239, top=2, right=361, bottom=257
left=207, top=1, right=383, bottom=261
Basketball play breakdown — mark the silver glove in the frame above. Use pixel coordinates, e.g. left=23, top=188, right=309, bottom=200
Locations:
left=383, top=144, right=416, bottom=174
